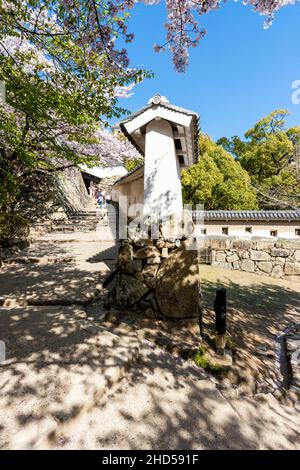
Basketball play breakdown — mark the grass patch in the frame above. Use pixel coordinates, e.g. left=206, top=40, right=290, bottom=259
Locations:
left=181, top=346, right=229, bottom=379
left=225, top=334, right=237, bottom=351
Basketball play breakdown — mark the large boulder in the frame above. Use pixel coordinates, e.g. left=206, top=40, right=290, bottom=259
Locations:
left=115, top=274, right=149, bottom=307
left=134, top=245, right=160, bottom=259
left=284, top=262, right=300, bottom=276
left=250, top=250, right=271, bottom=261
left=240, top=259, right=255, bottom=273
left=155, top=247, right=202, bottom=319
left=118, top=242, right=133, bottom=274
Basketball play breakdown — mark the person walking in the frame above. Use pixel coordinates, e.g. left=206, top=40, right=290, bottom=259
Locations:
left=89, top=181, right=95, bottom=197
left=106, top=193, right=111, bottom=207
left=97, top=190, right=104, bottom=209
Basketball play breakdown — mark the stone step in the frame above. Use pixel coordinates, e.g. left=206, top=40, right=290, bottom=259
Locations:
left=76, top=211, right=98, bottom=216
left=68, top=218, right=100, bottom=223
left=51, top=226, right=97, bottom=234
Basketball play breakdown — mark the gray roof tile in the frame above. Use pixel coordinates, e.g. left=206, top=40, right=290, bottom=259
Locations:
left=192, top=210, right=300, bottom=221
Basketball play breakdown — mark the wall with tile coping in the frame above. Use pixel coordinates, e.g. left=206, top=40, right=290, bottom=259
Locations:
left=201, top=238, right=300, bottom=278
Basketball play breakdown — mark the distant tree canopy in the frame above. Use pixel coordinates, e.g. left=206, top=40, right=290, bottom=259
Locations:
left=217, top=110, right=300, bottom=209
left=124, top=157, right=144, bottom=172
left=0, top=1, right=146, bottom=236
left=182, top=135, right=258, bottom=210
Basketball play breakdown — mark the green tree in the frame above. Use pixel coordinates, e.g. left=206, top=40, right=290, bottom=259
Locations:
left=124, top=157, right=144, bottom=172
left=182, top=135, right=258, bottom=210
left=217, top=110, right=300, bottom=209
left=0, top=2, right=150, bottom=241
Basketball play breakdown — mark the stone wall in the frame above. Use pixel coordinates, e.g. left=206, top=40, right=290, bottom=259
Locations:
left=28, top=167, right=90, bottom=238
left=107, top=234, right=202, bottom=320
left=203, top=238, right=300, bottom=278
left=54, top=167, right=90, bottom=215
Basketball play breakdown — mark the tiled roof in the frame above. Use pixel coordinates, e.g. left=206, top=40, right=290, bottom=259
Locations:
left=119, top=98, right=200, bottom=162
left=192, top=210, right=300, bottom=222
left=112, top=163, right=144, bottom=186
left=120, top=101, right=199, bottom=125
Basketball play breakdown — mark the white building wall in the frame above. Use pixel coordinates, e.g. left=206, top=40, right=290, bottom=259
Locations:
left=194, top=221, right=300, bottom=239
left=112, top=176, right=144, bottom=219
left=144, top=119, right=183, bottom=219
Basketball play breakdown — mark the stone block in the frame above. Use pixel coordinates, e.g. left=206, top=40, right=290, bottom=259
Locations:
left=138, top=300, right=152, bottom=311
left=226, top=253, right=239, bottom=263
left=161, top=247, right=168, bottom=258
left=134, top=246, right=160, bottom=259
left=215, top=251, right=226, bottom=262
left=143, top=264, right=158, bottom=278
left=284, top=261, right=300, bottom=276
left=118, top=243, right=133, bottom=274
left=210, top=239, right=231, bottom=250
left=240, top=250, right=250, bottom=259
left=134, top=272, right=144, bottom=283
left=147, top=256, right=161, bottom=265
left=271, top=248, right=290, bottom=258
left=213, top=261, right=232, bottom=269
left=294, top=250, right=300, bottom=262
left=231, top=240, right=252, bottom=251
left=143, top=266, right=158, bottom=288
left=156, top=240, right=166, bottom=250
left=254, top=240, right=273, bottom=251
left=233, top=261, right=240, bottom=270
left=132, top=259, right=143, bottom=272
left=155, top=247, right=202, bottom=319
left=115, top=274, right=149, bottom=307
left=271, top=265, right=283, bottom=278
left=250, top=250, right=271, bottom=261
left=144, top=277, right=156, bottom=289
left=240, top=259, right=255, bottom=272
left=257, top=261, right=273, bottom=274
left=145, top=292, right=158, bottom=311
left=165, top=241, right=176, bottom=249
left=274, top=257, right=285, bottom=266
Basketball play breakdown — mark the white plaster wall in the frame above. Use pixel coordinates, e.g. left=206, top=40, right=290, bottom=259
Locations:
left=144, top=119, right=183, bottom=218
left=194, top=221, right=300, bottom=239
left=113, top=176, right=144, bottom=218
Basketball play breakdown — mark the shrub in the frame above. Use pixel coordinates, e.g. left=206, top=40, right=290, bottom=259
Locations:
left=0, top=212, right=30, bottom=245
left=182, top=346, right=229, bottom=379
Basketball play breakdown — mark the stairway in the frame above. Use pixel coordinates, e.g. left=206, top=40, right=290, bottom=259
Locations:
left=46, top=199, right=118, bottom=241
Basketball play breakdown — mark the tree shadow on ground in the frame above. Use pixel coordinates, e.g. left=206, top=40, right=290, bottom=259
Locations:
left=0, top=263, right=103, bottom=304
left=200, top=270, right=300, bottom=390
left=57, top=339, right=300, bottom=450
left=0, top=300, right=138, bottom=449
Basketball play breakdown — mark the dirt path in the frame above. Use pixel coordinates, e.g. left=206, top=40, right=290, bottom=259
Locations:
left=0, top=212, right=119, bottom=306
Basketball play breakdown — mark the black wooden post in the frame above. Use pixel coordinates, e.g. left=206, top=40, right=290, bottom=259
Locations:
left=214, top=288, right=227, bottom=355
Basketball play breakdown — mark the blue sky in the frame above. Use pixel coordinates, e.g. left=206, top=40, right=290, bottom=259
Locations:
left=116, top=1, right=300, bottom=141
